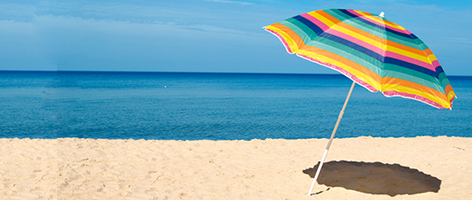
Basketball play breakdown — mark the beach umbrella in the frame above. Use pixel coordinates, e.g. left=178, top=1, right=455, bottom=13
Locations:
left=263, top=9, right=456, bottom=195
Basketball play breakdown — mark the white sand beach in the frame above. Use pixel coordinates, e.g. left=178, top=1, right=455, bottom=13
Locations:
left=0, top=136, right=471, bottom=199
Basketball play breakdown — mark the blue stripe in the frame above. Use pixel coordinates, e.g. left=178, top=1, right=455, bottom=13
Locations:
left=325, top=33, right=384, bottom=63
left=385, top=57, right=440, bottom=78
left=292, top=15, right=324, bottom=36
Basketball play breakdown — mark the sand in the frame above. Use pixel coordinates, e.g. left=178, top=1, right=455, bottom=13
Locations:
left=0, top=136, right=471, bottom=199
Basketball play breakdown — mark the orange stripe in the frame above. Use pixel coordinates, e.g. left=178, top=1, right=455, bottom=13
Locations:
left=317, top=10, right=342, bottom=27
left=301, top=45, right=381, bottom=82
left=268, top=23, right=304, bottom=52
left=382, top=77, right=447, bottom=100
left=424, top=49, right=434, bottom=57
left=386, top=40, right=427, bottom=57
left=445, top=85, right=456, bottom=101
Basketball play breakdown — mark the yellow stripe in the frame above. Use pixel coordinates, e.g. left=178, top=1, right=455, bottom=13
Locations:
left=331, top=25, right=386, bottom=49
left=381, top=84, right=450, bottom=108
left=298, top=49, right=381, bottom=90
left=265, top=25, right=299, bottom=53
left=428, top=53, right=438, bottom=62
left=324, top=23, right=430, bottom=64
left=307, top=11, right=336, bottom=28
left=447, top=90, right=456, bottom=102
left=296, top=45, right=448, bottom=108
left=387, top=46, right=432, bottom=64
left=298, top=49, right=449, bottom=108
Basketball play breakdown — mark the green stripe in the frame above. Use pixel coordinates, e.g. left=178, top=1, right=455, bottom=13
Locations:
left=305, top=38, right=383, bottom=76
left=410, top=37, right=430, bottom=51
left=279, top=18, right=315, bottom=45
left=438, top=72, right=452, bottom=90
left=383, top=64, right=446, bottom=93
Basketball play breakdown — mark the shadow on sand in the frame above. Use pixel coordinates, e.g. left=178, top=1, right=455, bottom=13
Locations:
left=303, top=160, right=441, bottom=196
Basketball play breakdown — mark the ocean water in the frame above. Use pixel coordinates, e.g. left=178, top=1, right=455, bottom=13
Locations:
left=0, top=71, right=470, bottom=140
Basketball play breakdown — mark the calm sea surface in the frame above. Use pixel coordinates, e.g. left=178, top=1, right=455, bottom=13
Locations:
left=0, top=71, right=470, bottom=140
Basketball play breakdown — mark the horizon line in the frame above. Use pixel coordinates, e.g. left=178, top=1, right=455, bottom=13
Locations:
left=0, top=70, right=470, bottom=78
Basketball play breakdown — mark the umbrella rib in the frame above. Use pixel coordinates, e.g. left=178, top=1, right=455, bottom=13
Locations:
left=308, top=81, right=356, bottom=195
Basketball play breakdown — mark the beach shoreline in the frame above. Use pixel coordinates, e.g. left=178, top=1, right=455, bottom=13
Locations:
left=1, top=136, right=471, bottom=199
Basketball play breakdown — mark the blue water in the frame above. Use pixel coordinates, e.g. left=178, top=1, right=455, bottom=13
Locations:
left=0, top=71, right=471, bottom=140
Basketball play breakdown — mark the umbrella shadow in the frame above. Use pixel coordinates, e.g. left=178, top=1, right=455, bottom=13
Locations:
left=303, top=160, right=441, bottom=196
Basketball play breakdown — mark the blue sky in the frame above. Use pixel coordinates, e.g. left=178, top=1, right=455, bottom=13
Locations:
left=1, top=0, right=471, bottom=75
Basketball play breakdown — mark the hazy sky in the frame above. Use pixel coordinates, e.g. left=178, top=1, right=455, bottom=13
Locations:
left=1, top=0, right=471, bottom=75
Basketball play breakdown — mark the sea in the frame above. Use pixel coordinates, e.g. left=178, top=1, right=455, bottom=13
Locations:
left=0, top=71, right=471, bottom=140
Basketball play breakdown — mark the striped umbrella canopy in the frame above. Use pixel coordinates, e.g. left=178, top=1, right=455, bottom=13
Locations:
left=264, top=9, right=457, bottom=195
left=264, top=9, right=456, bottom=109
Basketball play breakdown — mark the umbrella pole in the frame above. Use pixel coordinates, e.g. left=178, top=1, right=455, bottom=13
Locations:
left=308, top=81, right=355, bottom=195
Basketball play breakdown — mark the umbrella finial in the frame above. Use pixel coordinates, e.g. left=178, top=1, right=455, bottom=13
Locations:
left=379, top=12, right=385, bottom=17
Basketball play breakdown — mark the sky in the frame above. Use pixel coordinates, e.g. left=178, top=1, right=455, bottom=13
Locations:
left=1, top=0, right=471, bottom=76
